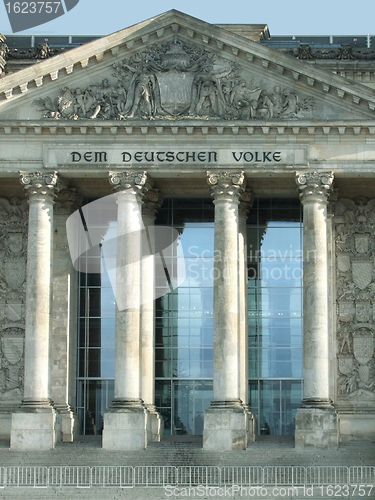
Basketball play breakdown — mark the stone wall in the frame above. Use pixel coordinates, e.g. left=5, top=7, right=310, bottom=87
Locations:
left=0, top=197, right=28, bottom=439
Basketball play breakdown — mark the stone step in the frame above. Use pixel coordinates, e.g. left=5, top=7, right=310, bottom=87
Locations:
left=1, top=437, right=374, bottom=468
left=0, top=486, right=372, bottom=500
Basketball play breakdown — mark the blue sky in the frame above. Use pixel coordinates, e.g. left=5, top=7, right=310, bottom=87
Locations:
left=1, top=0, right=374, bottom=36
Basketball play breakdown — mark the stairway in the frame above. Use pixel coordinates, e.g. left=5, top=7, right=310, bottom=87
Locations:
left=0, top=436, right=374, bottom=500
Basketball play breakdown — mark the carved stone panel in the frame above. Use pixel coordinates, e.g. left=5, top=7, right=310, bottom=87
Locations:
left=0, top=198, right=28, bottom=404
left=0, top=327, right=24, bottom=399
left=334, top=198, right=375, bottom=403
left=33, top=39, right=315, bottom=121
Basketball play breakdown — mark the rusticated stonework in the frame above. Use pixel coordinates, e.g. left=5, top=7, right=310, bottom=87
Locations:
left=0, top=197, right=28, bottom=401
left=33, top=39, right=315, bottom=121
left=335, top=198, right=375, bottom=403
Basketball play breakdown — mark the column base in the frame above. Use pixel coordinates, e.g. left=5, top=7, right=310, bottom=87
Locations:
left=295, top=404, right=338, bottom=449
left=10, top=402, right=58, bottom=451
left=203, top=400, right=248, bottom=451
left=243, top=404, right=256, bottom=443
left=102, top=399, right=148, bottom=450
left=54, top=404, right=79, bottom=443
left=145, top=404, right=164, bottom=442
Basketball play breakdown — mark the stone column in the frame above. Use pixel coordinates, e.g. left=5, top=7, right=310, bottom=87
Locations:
left=11, top=171, right=61, bottom=451
left=51, top=189, right=82, bottom=442
left=203, top=171, right=248, bottom=451
left=102, top=171, right=149, bottom=450
left=238, top=189, right=255, bottom=443
left=141, top=187, right=164, bottom=442
left=295, top=171, right=338, bottom=449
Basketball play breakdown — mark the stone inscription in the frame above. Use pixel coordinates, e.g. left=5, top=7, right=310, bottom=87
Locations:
left=45, top=144, right=307, bottom=168
left=70, top=150, right=282, bottom=165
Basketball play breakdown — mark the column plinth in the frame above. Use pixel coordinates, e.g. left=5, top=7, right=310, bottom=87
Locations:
left=294, top=172, right=338, bottom=449
left=10, top=172, right=61, bottom=451
left=102, top=171, right=149, bottom=450
left=203, top=171, right=248, bottom=451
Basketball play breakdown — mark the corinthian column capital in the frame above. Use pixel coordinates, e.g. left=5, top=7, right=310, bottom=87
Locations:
left=109, top=171, right=148, bottom=192
left=206, top=170, right=246, bottom=203
left=19, top=171, right=62, bottom=203
left=295, top=171, right=334, bottom=204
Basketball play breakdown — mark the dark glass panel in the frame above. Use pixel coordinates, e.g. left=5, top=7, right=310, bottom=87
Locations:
left=86, top=318, right=101, bottom=348
left=87, top=273, right=101, bottom=287
left=86, top=348, right=101, bottom=377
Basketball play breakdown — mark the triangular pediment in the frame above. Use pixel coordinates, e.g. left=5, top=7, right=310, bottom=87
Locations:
left=1, top=10, right=375, bottom=122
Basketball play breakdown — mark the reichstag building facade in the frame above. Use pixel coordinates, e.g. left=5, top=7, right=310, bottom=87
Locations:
left=0, top=11, right=374, bottom=451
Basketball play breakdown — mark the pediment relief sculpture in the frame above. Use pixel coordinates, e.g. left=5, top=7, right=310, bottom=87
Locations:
left=33, top=39, right=315, bottom=121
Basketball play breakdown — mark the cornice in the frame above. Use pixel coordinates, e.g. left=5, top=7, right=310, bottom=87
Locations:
left=1, top=119, right=375, bottom=138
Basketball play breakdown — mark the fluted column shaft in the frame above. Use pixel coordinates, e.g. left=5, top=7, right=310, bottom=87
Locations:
left=203, top=171, right=248, bottom=451
left=207, top=171, right=245, bottom=404
left=109, top=171, right=147, bottom=405
left=296, top=172, right=334, bottom=407
left=20, top=171, right=60, bottom=406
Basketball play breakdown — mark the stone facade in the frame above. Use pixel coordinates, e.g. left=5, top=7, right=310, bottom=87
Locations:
left=0, top=10, right=374, bottom=450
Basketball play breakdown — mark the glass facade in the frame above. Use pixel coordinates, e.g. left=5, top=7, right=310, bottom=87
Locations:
left=247, top=199, right=303, bottom=435
left=76, top=201, right=117, bottom=435
left=76, top=197, right=303, bottom=436
left=154, top=199, right=215, bottom=434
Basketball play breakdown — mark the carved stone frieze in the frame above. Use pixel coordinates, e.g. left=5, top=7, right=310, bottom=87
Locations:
left=0, top=197, right=28, bottom=296
left=0, top=198, right=28, bottom=403
left=335, top=197, right=375, bottom=402
left=4, top=42, right=62, bottom=61
left=238, top=188, right=254, bottom=219
left=142, top=189, right=164, bottom=218
left=54, top=188, right=83, bottom=215
left=0, top=327, right=24, bottom=398
left=0, top=43, right=9, bottom=59
left=283, top=44, right=375, bottom=61
left=33, top=39, right=315, bottom=121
